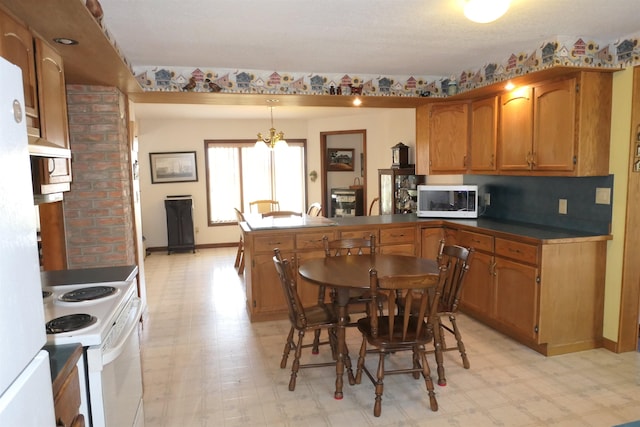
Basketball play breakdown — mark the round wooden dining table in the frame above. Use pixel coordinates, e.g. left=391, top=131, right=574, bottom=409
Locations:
left=298, top=253, right=442, bottom=399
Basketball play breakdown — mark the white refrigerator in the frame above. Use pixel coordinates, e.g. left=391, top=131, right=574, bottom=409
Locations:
left=0, top=57, right=56, bottom=425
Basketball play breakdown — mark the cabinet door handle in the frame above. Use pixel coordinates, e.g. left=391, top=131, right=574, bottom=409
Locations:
left=48, top=158, right=56, bottom=175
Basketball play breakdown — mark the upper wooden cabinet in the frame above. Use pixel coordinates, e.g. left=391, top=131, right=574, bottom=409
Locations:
left=499, top=87, right=533, bottom=171
left=469, top=96, right=498, bottom=173
left=0, top=8, right=38, bottom=125
left=32, top=37, right=72, bottom=191
left=416, top=69, right=613, bottom=177
left=498, top=72, right=612, bottom=176
left=0, top=8, right=72, bottom=192
left=427, top=102, right=469, bottom=174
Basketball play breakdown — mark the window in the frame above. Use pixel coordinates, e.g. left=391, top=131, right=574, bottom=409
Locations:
left=205, top=140, right=306, bottom=224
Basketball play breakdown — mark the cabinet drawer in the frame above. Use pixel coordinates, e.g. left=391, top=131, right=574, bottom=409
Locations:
left=296, top=231, right=334, bottom=250
left=338, top=229, right=379, bottom=240
left=458, top=230, right=494, bottom=253
left=254, top=235, right=294, bottom=253
left=495, top=238, right=538, bottom=265
left=380, top=226, right=415, bottom=245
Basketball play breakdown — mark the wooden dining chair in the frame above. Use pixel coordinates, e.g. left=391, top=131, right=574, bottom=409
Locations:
left=249, top=199, right=280, bottom=214
left=354, top=266, right=446, bottom=417
left=261, top=210, right=302, bottom=218
left=306, top=202, right=322, bottom=217
left=272, top=249, right=343, bottom=392
left=432, top=242, right=474, bottom=371
left=233, top=208, right=245, bottom=274
left=368, top=197, right=379, bottom=215
left=322, top=235, right=380, bottom=323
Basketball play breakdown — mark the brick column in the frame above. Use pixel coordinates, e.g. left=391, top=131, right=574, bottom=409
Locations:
left=64, top=85, right=134, bottom=268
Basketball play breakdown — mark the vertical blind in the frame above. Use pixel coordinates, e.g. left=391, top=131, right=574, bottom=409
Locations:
left=206, top=141, right=306, bottom=223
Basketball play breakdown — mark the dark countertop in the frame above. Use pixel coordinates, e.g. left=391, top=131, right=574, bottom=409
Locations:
left=43, top=343, right=83, bottom=396
left=243, top=213, right=611, bottom=243
left=41, top=265, right=138, bottom=287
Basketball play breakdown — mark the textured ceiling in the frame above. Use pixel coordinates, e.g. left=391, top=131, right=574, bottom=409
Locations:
left=98, top=0, right=639, bottom=118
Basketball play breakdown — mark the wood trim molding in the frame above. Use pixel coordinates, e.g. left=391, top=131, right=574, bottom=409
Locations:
left=617, top=65, right=640, bottom=353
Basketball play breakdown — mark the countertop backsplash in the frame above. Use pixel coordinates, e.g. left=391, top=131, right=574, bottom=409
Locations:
left=465, top=174, right=614, bottom=235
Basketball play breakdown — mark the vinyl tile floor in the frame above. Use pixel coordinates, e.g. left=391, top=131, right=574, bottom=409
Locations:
left=140, top=248, right=640, bottom=427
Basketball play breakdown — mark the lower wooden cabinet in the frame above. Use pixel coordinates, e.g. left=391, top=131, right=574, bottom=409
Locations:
left=46, top=344, right=85, bottom=427
left=460, top=250, right=494, bottom=316
left=494, top=256, right=539, bottom=341
left=419, top=226, right=457, bottom=259
left=242, top=219, right=608, bottom=356
left=456, top=227, right=605, bottom=355
left=379, top=226, right=416, bottom=255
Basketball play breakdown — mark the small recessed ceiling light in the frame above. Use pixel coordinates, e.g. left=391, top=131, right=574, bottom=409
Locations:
left=353, top=98, right=362, bottom=106
left=505, top=82, right=515, bottom=91
left=53, top=37, right=79, bottom=46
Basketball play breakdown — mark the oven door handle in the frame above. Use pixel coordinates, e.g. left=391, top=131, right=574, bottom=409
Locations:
left=102, top=297, right=142, bottom=365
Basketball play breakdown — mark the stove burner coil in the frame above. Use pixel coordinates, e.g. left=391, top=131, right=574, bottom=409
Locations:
left=60, top=286, right=117, bottom=302
left=46, top=313, right=97, bottom=334
left=42, top=290, right=52, bottom=299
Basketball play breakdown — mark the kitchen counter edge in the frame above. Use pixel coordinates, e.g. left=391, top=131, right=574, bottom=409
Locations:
left=241, top=214, right=611, bottom=243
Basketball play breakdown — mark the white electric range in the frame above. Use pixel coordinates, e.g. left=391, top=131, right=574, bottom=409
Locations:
left=42, top=268, right=144, bottom=427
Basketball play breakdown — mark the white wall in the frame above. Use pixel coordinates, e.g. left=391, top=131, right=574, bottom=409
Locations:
left=138, top=108, right=416, bottom=248
left=137, top=108, right=416, bottom=249
left=307, top=109, right=416, bottom=214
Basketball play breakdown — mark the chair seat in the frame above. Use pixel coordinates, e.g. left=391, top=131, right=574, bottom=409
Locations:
left=357, top=316, right=433, bottom=347
left=298, top=304, right=337, bottom=329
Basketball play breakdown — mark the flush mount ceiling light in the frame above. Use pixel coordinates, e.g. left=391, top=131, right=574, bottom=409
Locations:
left=464, top=0, right=510, bottom=23
left=256, top=100, right=288, bottom=150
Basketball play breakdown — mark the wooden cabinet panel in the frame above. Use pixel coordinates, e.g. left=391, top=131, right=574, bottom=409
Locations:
left=420, top=226, right=457, bottom=259
left=494, top=238, right=538, bottom=265
left=35, top=38, right=69, bottom=151
left=0, top=8, right=37, bottom=118
left=380, top=244, right=415, bottom=255
left=458, top=229, right=494, bottom=253
left=32, top=37, right=72, bottom=188
left=420, top=227, right=444, bottom=259
left=428, top=102, right=469, bottom=173
left=494, top=257, right=539, bottom=340
left=460, top=250, right=494, bottom=316
left=252, top=252, right=289, bottom=315
left=469, top=96, right=498, bottom=173
left=54, top=365, right=82, bottom=427
left=296, top=250, right=327, bottom=306
left=379, top=226, right=415, bottom=245
left=254, top=234, right=294, bottom=253
left=296, top=231, right=333, bottom=250
left=338, top=229, right=378, bottom=240
left=533, top=78, right=577, bottom=171
left=499, top=87, right=533, bottom=171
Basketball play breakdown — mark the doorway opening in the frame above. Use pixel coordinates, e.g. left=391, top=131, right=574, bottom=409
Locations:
left=320, top=130, right=367, bottom=218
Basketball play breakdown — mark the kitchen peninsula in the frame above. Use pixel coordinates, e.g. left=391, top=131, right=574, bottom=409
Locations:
left=241, top=214, right=611, bottom=356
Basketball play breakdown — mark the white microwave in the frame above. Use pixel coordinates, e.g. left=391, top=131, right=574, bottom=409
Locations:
left=416, top=185, right=478, bottom=218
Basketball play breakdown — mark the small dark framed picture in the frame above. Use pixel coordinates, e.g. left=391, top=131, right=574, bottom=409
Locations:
left=327, top=148, right=355, bottom=171
left=149, top=151, right=198, bottom=183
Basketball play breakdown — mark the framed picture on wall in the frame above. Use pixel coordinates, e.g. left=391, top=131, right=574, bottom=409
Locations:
left=327, top=148, right=355, bottom=171
left=149, top=151, right=198, bottom=183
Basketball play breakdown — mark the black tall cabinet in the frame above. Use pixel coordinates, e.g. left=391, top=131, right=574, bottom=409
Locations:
left=164, top=196, right=195, bottom=254
left=330, top=188, right=364, bottom=217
